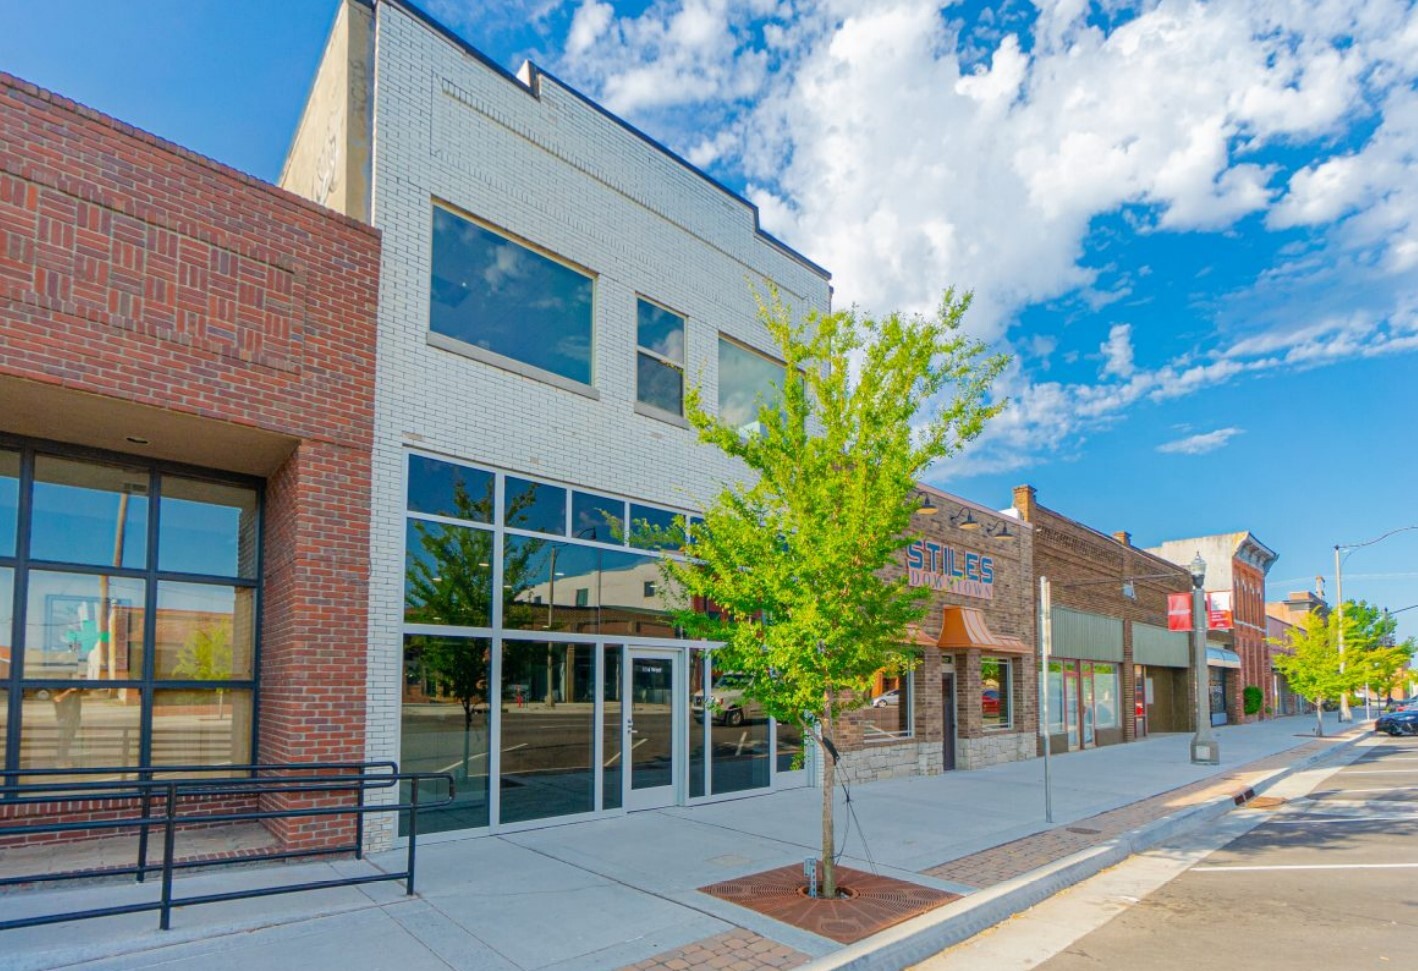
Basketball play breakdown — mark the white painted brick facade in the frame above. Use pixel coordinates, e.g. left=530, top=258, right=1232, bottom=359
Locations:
left=358, top=2, right=831, bottom=847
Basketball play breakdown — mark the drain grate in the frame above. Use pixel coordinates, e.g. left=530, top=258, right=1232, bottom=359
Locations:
left=1239, top=795, right=1286, bottom=810
left=1066, top=826, right=1103, bottom=835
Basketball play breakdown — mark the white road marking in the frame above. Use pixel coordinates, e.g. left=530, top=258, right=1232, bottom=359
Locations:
left=1335, top=768, right=1418, bottom=774
left=435, top=742, right=526, bottom=775
left=1264, top=814, right=1418, bottom=824
left=1194, top=862, right=1418, bottom=873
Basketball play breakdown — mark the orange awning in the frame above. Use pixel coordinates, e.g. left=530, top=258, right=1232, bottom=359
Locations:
left=934, top=606, right=1031, bottom=654
left=903, top=624, right=938, bottom=647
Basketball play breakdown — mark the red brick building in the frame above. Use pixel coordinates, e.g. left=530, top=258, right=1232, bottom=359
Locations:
left=0, top=73, right=380, bottom=847
left=1147, top=532, right=1278, bottom=724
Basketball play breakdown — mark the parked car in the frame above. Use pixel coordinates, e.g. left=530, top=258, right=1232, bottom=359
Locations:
left=872, top=689, right=900, bottom=708
left=1383, top=697, right=1418, bottom=712
left=1376, top=708, right=1418, bottom=735
left=691, top=672, right=762, bottom=726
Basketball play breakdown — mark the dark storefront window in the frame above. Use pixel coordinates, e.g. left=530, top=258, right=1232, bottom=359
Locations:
left=1, top=440, right=261, bottom=784
left=982, top=657, right=1012, bottom=729
left=401, top=634, right=491, bottom=834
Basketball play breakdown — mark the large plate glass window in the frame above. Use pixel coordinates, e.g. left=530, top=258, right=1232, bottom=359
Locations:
left=429, top=205, right=594, bottom=386
left=717, top=337, right=785, bottom=434
left=401, top=634, right=491, bottom=834
left=636, top=298, right=686, bottom=416
left=1, top=444, right=260, bottom=785
left=982, top=657, right=1012, bottom=729
left=865, top=665, right=913, bottom=741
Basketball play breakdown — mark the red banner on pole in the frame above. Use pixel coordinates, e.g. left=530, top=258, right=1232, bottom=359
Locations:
left=1167, top=592, right=1191, bottom=631
left=1206, top=591, right=1234, bottom=630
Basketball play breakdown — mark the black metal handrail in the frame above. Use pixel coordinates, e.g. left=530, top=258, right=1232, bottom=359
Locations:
left=0, top=761, right=454, bottom=931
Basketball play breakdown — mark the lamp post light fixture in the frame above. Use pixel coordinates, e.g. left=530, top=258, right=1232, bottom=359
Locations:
left=915, top=492, right=938, bottom=516
left=1189, top=552, right=1220, bottom=765
left=949, top=508, right=981, bottom=531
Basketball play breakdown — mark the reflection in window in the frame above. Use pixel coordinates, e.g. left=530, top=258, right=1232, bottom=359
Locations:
left=504, top=477, right=567, bottom=536
left=1, top=567, right=12, bottom=680
left=30, top=456, right=148, bottom=569
left=688, top=650, right=706, bottom=798
left=19, top=687, right=141, bottom=778
left=1047, top=660, right=1065, bottom=734
left=151, top=689, right=252, bottom=770
left=571, top=491, right=624, bottom=543
left=24, top=571, right=145, bottom=681
left=503, top=537, right=598, bottom=633
left=982, top=657, right=1012, bottom=729
left=153, top=583, right=255, bottom=680
left=717, top=338, right=785, bottom=433
left=708, top=658, right=770, bottom=794
left=408, top=455, right=494, bottom=523
left=865, top=666, right=913, bottom=741
left=430, top=206, right=594, bottom=385
left=401, top=635, right=491, bottom=833
left=0, top=448, right=18, bottom=556
left=1093, top=663, right=1120, bottom=729
left=636, top=299, right=685, bottom=415
left=775, top=718, right=803, bottom=774
left=405, top=520, right=494, bottom=628
left=600, top=549, right=676, bottom=638
left=158, top=477, right=258, bottom=578
left=628, top=504, right=683, bottom=551
left=500, top=641, right=595, bottom=823
left=603, top=645, right=623, bottom=810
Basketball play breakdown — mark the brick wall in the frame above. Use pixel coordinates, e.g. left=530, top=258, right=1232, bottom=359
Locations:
left=0, top=72, right=380, bottom=850
left=1013, top=485, right=1194, bottom=745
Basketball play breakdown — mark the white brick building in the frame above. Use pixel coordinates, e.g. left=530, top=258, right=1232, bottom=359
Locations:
left=282, top=0, right=832, bottom=846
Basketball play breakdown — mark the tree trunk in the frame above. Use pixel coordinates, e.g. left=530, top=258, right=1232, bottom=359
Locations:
left=820, top=706, right=836, bottom=899
left=1315, top=700, right=1324, bottom=737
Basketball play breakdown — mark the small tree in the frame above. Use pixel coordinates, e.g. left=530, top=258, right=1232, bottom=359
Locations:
left=1273, top=613, right=1351, bottom=736
left=1342, top=600, right=1410, bottom=706
left=666, top=288, right=1005, bottom=897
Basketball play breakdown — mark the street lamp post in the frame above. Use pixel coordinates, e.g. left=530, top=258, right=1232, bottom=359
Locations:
left=1190, top=553, right=1219, bottom=765
left=1335, top=525, right=1418, bottom=723
left=1038, top=576, right=1054, bottom=824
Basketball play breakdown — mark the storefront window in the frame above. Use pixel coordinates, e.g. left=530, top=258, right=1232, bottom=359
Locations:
left=982, top=657, right=1012, bottom=729
left=865, top=667, right=913, bottom=741
left=0, top=448, right=18, bottom=556
left=158, top=477, right=258, bottom=578
left=1, top=445, right=261, bottom=783
left=30, top=456, right=149, bottom=569
left=1046, top=660, right=1065, bottom=734
left=430, top=205, right=594, bottom=386
left=404, top=520, right=494, bottom=628
left=401, top=634, right=491, bottom=834
left=1093, top=663, right=1120, bottom=730
left=708, top=659, right=770, bottom=794
left=500, top=640, right=596, bottom=822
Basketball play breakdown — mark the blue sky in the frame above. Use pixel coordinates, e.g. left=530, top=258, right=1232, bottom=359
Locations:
left=3, top=0, right=1416, bottom=641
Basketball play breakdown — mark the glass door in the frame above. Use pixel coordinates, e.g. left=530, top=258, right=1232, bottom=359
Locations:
left=625, top=648, right=679, bottom=810
left=1081, top=662, right=1096, bottom=748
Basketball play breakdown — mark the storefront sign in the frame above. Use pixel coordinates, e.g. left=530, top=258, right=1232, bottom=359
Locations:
left=905, top=540, right=994, bottom=600
left=1206, top=591, right=1234, bottom=630
left=1166, top=593, right=1191, bottom=631
left=1166, top=591, right=1235, bottom=631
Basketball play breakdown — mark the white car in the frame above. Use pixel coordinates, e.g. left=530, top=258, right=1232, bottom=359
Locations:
left=691, top=672, right=762, bottom=726
left=872, top=689, right=900, bottom=708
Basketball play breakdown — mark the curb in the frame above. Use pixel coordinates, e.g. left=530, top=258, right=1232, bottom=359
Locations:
left=795, top=729, right=1371, bottom=971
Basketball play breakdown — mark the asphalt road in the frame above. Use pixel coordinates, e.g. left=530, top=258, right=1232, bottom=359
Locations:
left=1031, top=734, right=1418, bottom=970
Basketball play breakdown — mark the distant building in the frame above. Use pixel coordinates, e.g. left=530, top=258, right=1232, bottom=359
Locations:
left=1266, top=589, right=1330, bottom=715
left=1147, top=533, right=1279, bottom=723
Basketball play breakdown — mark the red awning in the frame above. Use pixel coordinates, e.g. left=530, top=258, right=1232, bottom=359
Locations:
left=934, top=606, right=1030, bottom=654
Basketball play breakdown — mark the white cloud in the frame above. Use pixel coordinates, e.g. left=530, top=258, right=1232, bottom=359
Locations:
left=1100, top=323, right=1135, bottom=379
left=1156, top=427, right=1245, bottom=455
left=538, top=0, right=1418, bottom=474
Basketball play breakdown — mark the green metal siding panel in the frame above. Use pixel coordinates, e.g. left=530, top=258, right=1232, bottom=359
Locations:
left=1050, top=607, right=1123, bottom=662
left=1134, top=622, right=1189, bottom=667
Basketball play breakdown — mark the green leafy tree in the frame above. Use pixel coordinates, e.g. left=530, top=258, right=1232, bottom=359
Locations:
left=1341, top=600, right=1410, bottom=705
left=173, top=622, right=234, bottom=682
left=665, top=288, right=1006, bottom=897
left=1273, top=613, right=1352, bottom=736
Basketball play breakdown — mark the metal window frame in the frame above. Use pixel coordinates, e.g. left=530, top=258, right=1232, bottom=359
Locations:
left=0, top=433, right=263, bottom=790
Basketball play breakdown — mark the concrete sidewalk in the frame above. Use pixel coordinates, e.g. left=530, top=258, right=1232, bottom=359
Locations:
left=0, top=714, right=1367, bottom=971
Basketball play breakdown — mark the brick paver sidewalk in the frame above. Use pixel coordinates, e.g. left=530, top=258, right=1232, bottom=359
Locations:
left=617, top=727, right=1362, bottom=971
